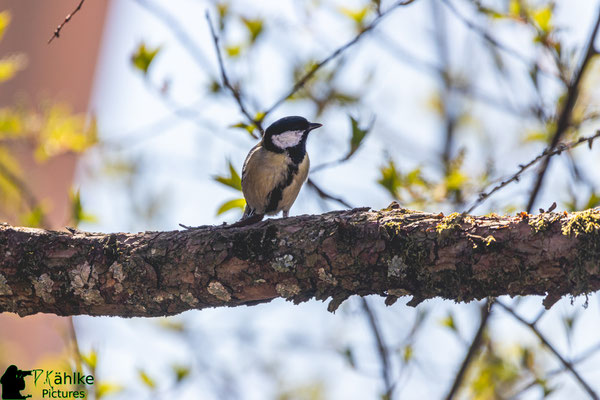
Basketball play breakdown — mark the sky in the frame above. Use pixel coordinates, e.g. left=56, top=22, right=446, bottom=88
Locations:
left=70, top=0, right=600, bottom=398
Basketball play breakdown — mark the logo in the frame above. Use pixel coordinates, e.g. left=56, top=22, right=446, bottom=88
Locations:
left=1, top=365, right=94, bottom=400
left=1, top=365, right=31, bottom=399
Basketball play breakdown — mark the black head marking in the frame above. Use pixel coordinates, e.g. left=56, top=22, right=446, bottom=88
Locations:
left=265, top=116, right=310, bottom=137
left=263, top=116, right=322, bottom=161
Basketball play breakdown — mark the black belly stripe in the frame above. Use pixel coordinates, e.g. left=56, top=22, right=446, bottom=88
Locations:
left=265, top=163, right=299, bottom=213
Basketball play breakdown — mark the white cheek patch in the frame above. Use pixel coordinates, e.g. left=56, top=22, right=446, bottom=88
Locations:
left=272, top=130, right=304, bottom=149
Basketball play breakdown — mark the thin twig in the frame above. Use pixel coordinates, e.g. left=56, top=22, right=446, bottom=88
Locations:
left=444, top=300, right=493, bottom=400
left=206, top=11, right=264, bottom=134
left=306, top=178, right=353, bottom=209
left=439, top=0, right=539, bottom=72
left=48, top=0, right=86, bottom=44
left=497, top=301, right=599, bottom=400
left=263, top=0, right=416, bottom=118
left=466, top=130, right=600, bottom=214
left=525, top=9, right=600, bottom=213
left=133, top=0, right=213, bottom=72
left=361, top=298, right=394, bottom=398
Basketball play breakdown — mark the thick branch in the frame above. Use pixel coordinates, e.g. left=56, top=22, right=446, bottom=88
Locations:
left=1, top=205, right=600, bottom=317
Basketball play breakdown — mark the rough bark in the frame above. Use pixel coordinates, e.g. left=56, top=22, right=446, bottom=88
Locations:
left=1, top=203, right=599, bottom=317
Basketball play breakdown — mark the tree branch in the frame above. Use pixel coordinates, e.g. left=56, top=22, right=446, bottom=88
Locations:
left=466, top=130, right=600, bottom=214
left=205, top=12, right=264, bottom=134
left=497, top=301, right=599, bottom=400
left=48, top=0, right=86, bottom=44
left=2, top=205, right=600, bottom=317
left=262, top=0, right=417, bottom=118
left=526, top=9, right=600, bottom=213
left=444, top=300, right=493, bottom=400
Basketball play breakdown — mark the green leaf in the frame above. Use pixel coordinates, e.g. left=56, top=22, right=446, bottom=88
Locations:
left=213, top=160, right=242, bottom=191
left=131, top=43, right=161, bottom=75
left=0, top=108, right=23, bottom=137
left=439, top=312, right=457, bottom=332
left=35, top=105, right=98, bottom=161
left=508, top=0, right=521, bottom=17
left=20, top=205, right=45, bottom=228
left=377, top=159, right=402, bottom=199
left=532, top=6, right=552, bottom=33
left=0, top=10, right=10, bottom=41
left=345, top=116, right=371, bottom=160
left=217, top=198, right=246, bottom=215
left=172, top=364, right=190, bottom=382
left=230, top=121, right=257, bottom=137
left=158, top=319, right=186, bottom=332
left=341, top=347, right=356, bottom=369
left=80, top=349, right=97, bottom=370
left=225, top=44, right=242, bottom=57
left=402, top=345, right=413, bottom=363
left=138, top=369, right=156, bottom=389
left=70, top=189, right=98, bottom=226
left=96, top=381, right=124, bottom=399
left=584, top=192, right=600, bottom=209
left=340, top=6, right=371, bottom=29
left=242, top=18, right=263, bottom=43
left=0, top=54, right=26, bottom=83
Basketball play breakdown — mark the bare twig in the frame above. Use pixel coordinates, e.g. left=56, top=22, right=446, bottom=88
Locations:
left=525, top=9, right=600, bottom=213
left=466, top=130, right=600, bottom=214
left=439, top=0, right=540, bottom=72
left=48, top=0, right=86, bottom=44
left=444, top=300, right=493, bottom=400
left=306, top=178, right=353, bottom=209
left=206, top=11, right=264, bottom=135
left=262, top=0, right=417, bottom=118
left=497, top=301, right=599, bottom=400
left=361, top=298, right=394, bottom=398
left=133, top=0, right=213, bottom=72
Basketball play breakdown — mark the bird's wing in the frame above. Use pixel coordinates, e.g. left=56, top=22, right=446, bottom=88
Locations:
left=241, top=144, right=289, bottom=214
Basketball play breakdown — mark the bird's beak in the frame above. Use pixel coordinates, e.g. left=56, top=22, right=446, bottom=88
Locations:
left=307, top=122, right=323, bottom=132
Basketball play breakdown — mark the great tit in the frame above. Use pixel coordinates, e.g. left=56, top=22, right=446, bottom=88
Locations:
left=239, top=116, right=322, bottom=225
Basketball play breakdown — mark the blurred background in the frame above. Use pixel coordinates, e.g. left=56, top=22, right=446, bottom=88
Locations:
left=1, top=0, right=600, bottom=398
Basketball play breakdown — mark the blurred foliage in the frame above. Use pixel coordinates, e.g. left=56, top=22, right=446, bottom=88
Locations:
left=0, top=10, right=97, bottom=228
left=131, top=42, right=161, bottom=76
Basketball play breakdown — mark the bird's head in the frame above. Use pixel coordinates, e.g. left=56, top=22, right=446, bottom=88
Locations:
left=263, top=116, right=322, bottom=152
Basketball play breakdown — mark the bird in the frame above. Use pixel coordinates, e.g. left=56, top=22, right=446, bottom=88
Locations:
left=237, top=116, right=322, bottom=226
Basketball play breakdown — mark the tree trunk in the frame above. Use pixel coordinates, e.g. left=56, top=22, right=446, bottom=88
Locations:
left=1, top=204, right=599, bottom=317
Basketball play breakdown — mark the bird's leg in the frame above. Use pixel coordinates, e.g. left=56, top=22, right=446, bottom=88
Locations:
left=282, top=210, right=289, bottom=218
left=227, top=213, right=265, bottom=228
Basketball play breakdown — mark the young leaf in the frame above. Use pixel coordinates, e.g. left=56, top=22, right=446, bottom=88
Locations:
left=340, top=6, right=371, bottom=29
left=0, top=10, right=10, bottom=41
left=0, top=54, right=26, bottom=83
left=70, top=189, right=98, bottom=227
left=439, top=312, right=457, bottom=332
left=96, top=381, right=124, bottom=399
left=138, top=369, right=156, bottom=389
left=131, top=43, right=161, bottom=75
left=230, top=121, right=257, bottom=137
left=213, top=161, right=242, bottom=191
left=225, top=44, right=242, bottom=57
left=217, top=198, right=246, bottom=215
left=20, top=205, right=45, bottom=228
left=80, top=349, right=98, bottom=370
left=345, top=116, right=371, bottom=160
left=172, top=364, right=191, bottom=382
left=242, top=18, right=263, bottom=43
left=377, top=159, right=401, bottom=199
left=532, top=6, right=553, bottom=33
